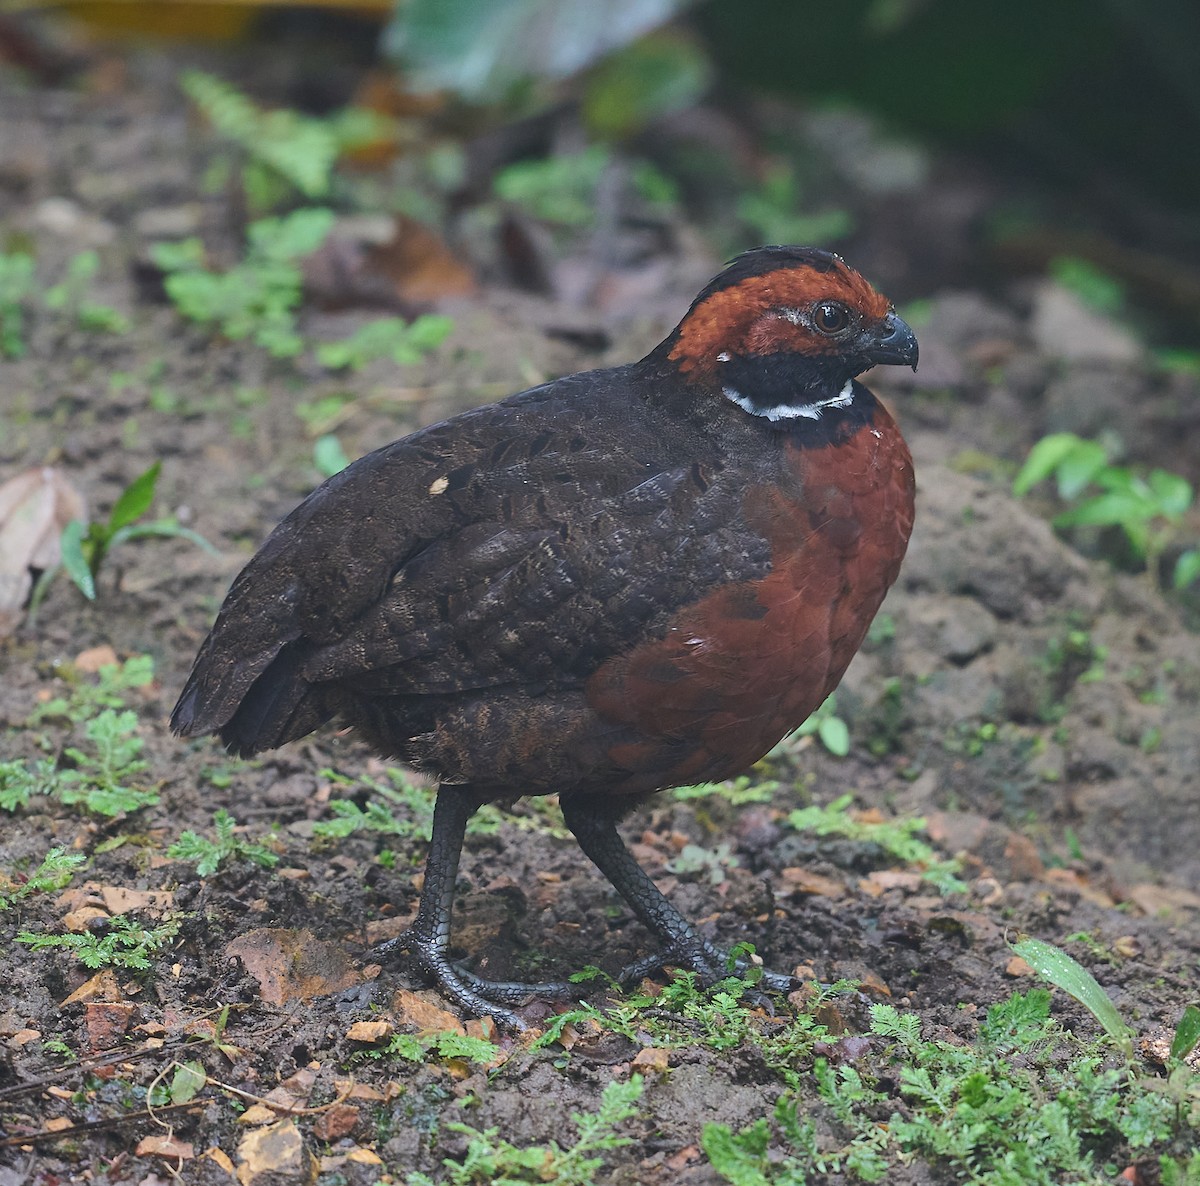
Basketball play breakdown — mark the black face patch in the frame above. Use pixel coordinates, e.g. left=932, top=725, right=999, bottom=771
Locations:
left=718, top=350, right=849, bottom=410
left=718, top=360, right=881, bottom=448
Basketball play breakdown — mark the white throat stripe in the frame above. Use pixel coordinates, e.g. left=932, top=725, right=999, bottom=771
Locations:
left=723, top=378, right=855, bottom=422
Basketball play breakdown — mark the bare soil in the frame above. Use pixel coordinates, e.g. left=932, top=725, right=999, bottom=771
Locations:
left=1, top=44, right=1198, bottom=1186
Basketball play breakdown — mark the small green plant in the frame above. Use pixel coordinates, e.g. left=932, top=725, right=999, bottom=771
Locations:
left=1049, top=256, right=1125, bottom=314
left=181, top=70, right=394, bottom=212
left=0, top=847, right=85, bottom=910
left=944, top=717, right=999, bottom=757
left=167, top=809, right=279, bottom=877
left=147, top=1060, right=208, bottom=1108
left=407, top=1074, right=643, bottom=1186
left=8, top=704, right=158, bottom=817
left=315, top=313, right=454, bottom=372
left=60, top=462, right=213, bottom=600
left=0, top=757, right=59, bottom=811
left=705, top=1091, right=888, bottom=1184
left=56, top=709, right=159, bottom=817
left=0, top=250, right=36, bottom=357
left=29, top=653, right=154, bottom=726
left=1011, top=935, right=1135, bottom=1056
left=792, top=692, right=851, bottom=757
left=737, top=162, right=853, bottom=250
left=363, top=1029, right=501, bottom=1067
left=1015, top=432, right=1200, bottom=591
left=705, top=984, right=1200, bottom=1185
left=43, top=250, right=129, bottom=334
left=314, top=769, right=522, bottom=844
left=674, top=774, right=778, bottom=805
left=494, top=145, right=674, bottom=228
left=313, top=768, right=435, bottom=841
left=787, top=794, right=966, bottom=894
left=666, top=841, right=740, bottom=885
left=18, top=913, right=180, bottom=971
left=153, top=208, right=334, bottom=357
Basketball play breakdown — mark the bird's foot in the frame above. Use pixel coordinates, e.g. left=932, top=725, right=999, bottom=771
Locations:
left=617, top=936, right=799, bottom=995
left=377, top=929, right=575, bottom=1030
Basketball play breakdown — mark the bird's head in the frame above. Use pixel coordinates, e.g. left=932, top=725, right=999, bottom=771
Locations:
left=656, top=246, right=918, bottom=424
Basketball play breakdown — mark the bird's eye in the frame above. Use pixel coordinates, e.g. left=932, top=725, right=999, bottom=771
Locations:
left=812, top=301, right=851, bottom=335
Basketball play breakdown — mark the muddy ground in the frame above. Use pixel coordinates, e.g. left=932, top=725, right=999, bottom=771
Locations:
left=1, top=36, right=1199, bottom=1186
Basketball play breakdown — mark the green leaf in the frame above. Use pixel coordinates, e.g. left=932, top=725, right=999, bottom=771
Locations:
left=1054, top=491, right=1157, bottom=530
left=818, top=715, right=851, bottom=757
left=1173, top=549, right=1200, bottom=590
left=60, top=519, right=96, bottom=600
left=1146, top=468, right=1193, bottom=518
left=108, top=462, right=161, bottom=532
left=313, top=435, right=351, bottom=478
left=1055, top=440, right=1110, bottom=500
left=109, top=521, right=217, bottom=553
left=1011, top=936, right=1133, bottom=1056
left=1013, top=433, right=1087, bottom=496
left=701, top=1119, right=771, bottom=1186
left=1170, top=1004, right=1200, bottom=1063
left=582, top=29, right=710, bottom=139
left=386, top=0, right=689, bottom=101
left=170, top=1061, right=207, bottom=1104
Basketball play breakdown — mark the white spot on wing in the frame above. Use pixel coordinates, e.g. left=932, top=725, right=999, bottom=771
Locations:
left=428, top=476, right=449, bottom=495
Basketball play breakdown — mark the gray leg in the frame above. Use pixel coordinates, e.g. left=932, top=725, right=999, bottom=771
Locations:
left=377, top=788, right=573, bottom=1029
left=560, top=794, right=798, bottom=992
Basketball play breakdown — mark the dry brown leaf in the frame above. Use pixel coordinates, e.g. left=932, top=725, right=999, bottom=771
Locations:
left=101, top=886, right=176, bottom=914
left=237, top=1104, right=280, bottom=1127
left=312, top=1103, right=360, bottom=1142
left=63, top=906, right=110, bottom=933
left=391, top=988, right=466, bottom=1035
left=224, top=928, right=362, bottom=1006
left=465, top=1016, right=497, bottom=1043
left=366, top=214, right=477, bottom=304
left=1125, top=882, right=1200, bottom=917
left=276, top=1065, right=318, bottom=1104
left=631, top=1047, right=670, bottom=1072
left=204, top=1146, right=236, bottom=1174
left=345, top=1019, right=392, bottom=1043
left=135, top=1133, right=195, bottom=1161
left=0, top=466, right=86, bottom=637
left=74, top=643, right=118, bottom=672
left=779, top=867, right=847, bottom=898
left=345, top=1082, right=386, bottom=1102
left=1005, top=956, right=1035, bottom=977
left=236, top=1120, right=318, bottom=1186
left=62, top=968, right=124, bottom=1005
left=666, top=1145, right=701, bottom=1171
left=1043, top=867, right=1116, bottom=908
left=84, top=1001, right=136, bottom=1050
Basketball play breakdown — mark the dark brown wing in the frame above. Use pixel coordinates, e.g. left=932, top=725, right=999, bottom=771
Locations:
left=170, top=367, right=772, bottom=757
